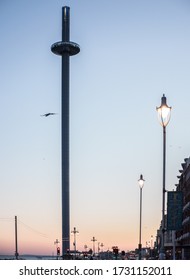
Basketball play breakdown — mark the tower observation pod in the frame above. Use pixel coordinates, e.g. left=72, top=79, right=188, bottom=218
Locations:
left=51, top=6, right=80, bottom=258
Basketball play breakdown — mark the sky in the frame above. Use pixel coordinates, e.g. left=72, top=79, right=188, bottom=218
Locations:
left=0, top=0, right=190, bottom=256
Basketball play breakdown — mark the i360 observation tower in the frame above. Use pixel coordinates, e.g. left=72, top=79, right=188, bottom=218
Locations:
left=51, top=6, right=80, bottom=258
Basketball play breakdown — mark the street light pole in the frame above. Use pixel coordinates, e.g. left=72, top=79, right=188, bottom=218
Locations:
left=162, top=124, right=166, bottom=254
left=71, top=227, right=79, bottom=259
left=138, top=174, right=145, bottom=260
left=54, top=238, right=60, bottom=259
left=150, top=235, right=153, bottom=259
left=156, top=94, right=171, bottom=260
left=91, top=236, right=97, bottom=255
left=15, top=216, right=19, bottom=260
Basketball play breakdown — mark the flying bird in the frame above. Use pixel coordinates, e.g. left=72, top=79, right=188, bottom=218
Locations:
left=41, top=113, right=57, bottom=117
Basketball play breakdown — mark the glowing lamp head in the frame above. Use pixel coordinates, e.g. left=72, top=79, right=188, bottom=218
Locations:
left=156, top=94, right=171, bottom=127
left=138, top=174, right=145, bottom=189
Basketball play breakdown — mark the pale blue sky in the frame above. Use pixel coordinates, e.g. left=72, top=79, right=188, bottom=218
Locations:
left=0, top=0, right=190, bottom=254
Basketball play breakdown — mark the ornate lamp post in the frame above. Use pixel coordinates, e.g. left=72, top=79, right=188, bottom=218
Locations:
left=71, top=227, right=79, bottom=259
left=156, top=94, right=171, bottom=259
left=91, top=236, right=97, bottom=255
left=138, top=174, right=145, bottom=260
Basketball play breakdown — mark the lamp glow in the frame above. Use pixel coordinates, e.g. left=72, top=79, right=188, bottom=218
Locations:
left=138, top=174, right=145, bottom=189
left=156, top=94, right=171, bottom=127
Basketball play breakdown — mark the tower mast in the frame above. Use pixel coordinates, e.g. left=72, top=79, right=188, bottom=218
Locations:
left=51, top=6, right=80, bottom=258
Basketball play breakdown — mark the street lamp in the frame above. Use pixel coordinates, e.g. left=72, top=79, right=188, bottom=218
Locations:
left=156, top=94, right=171, bottom=259
left=71, top=227, right=79, bottom=259
left=100, top=242, right=104, bottom=252
left=91, top=236, right=97, bottom=255
left=54, top=238, right=60, bottom=259
left=138, top=174, right=145, bottom=260
left=150, top=235, right=153, bottom=259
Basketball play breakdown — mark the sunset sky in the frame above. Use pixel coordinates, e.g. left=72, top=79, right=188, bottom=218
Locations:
left=1, top=0, right=190, bottom=256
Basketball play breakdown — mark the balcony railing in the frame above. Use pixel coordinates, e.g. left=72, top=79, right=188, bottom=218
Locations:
left=183, top=201, right=190, bottom=213
left=182, top=216, right=190, bottom=226
left=176, top=232, right=190, bottom=242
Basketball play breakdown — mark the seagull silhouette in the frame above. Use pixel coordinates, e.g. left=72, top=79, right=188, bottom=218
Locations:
left=41, top=113, right=57, bottom=117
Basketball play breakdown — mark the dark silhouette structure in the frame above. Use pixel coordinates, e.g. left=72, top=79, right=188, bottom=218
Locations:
left=51, top=6, right=80, bottom=258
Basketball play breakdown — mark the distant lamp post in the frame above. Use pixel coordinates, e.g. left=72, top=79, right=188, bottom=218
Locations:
left=54, top=238, right=60, bottom=259
left=84, top=244, right=88, bottom=252
left=98, top=242, right=100, bottom=255
left=100, top=242, right=104, bottom=252
left=150, top=235, right=153, bottom=258
left=91, top=236, right=97, bottom=255
left=71, top=227, right=79, bottom=259
left=156, top=94, right=171, bottom=259
left=138, top=174, right=145, bottom=260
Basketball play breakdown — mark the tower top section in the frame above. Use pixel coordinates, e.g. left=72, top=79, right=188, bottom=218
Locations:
left=51, top=6, right=80, bottom=56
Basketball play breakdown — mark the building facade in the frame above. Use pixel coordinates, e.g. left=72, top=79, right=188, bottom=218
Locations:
left=155, top=157, right=190, bottom=259
left=175, top=157, right=190, bottom=259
